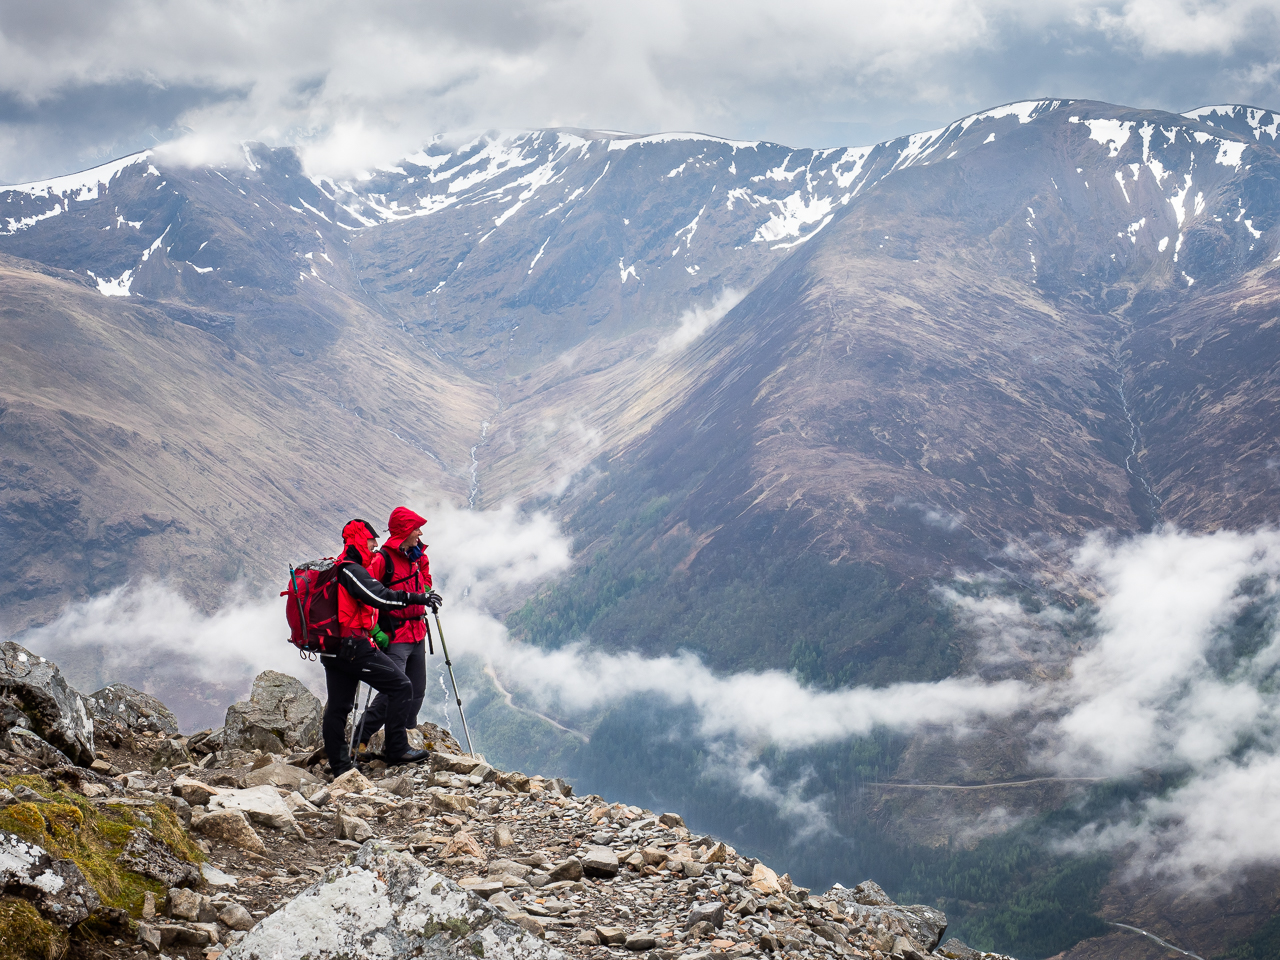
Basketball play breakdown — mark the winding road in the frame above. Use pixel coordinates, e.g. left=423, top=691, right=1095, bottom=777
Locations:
left=1109, top=922, right=1206, bottom=960
left=483, top=662, right=590, bottom=742
left=862, top=777, right=1105, bottom=790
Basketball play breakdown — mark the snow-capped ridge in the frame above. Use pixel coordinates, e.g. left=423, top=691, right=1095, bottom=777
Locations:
left=0, top=151, right=153, bottom=197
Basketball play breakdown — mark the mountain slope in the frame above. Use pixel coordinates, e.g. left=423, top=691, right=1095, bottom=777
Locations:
left=516, top=100, right=1280, bottom=606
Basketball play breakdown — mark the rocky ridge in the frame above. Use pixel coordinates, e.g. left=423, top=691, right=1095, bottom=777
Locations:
left=0, top=644, right=1009, bottom=960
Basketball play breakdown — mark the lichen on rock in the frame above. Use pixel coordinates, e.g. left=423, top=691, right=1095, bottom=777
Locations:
left=225, top=841, right=566, bottom=960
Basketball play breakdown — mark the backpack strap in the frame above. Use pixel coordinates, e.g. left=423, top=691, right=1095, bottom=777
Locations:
left=377, top=547, right=395, bottom=587
left=377, top=547, right=419, bottom=589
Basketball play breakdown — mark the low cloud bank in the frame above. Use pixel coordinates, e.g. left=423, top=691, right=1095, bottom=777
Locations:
left=13, top=507, right=1280, bottom=891
left=948, top=527, right=1280, bottom=889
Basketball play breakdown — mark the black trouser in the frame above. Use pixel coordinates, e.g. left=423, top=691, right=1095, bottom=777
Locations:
left=322, top=636, right=412, bottom=767
left=357, top=640, right=426, bottom=746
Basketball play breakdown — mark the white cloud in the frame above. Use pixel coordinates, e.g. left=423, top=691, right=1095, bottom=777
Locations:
left=657, top=287, right=745, bottom=353
left=4, top=0, right=1280, bottom=181
left=951, top=526, right=1280, bottom=887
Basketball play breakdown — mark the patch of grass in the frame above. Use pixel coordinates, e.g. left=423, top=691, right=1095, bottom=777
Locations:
left=0, top=776, right=202, bottom=917
left=0, top=897, right=68, bottom=960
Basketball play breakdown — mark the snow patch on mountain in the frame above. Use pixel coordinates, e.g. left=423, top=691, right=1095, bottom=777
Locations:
left=1185, top=105, right=1280, bottom=142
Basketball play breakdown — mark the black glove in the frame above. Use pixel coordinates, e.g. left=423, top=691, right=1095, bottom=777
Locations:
left=425, top=591, right=443, bottom=613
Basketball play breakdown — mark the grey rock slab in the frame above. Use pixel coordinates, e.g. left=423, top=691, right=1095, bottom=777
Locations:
left=8, top=727, right=74, bottom=767
left=580, top=846, right=619, bottom=878
left=206, top=784, right=300, bottom=831
left=433, top=751, right=482, bottom=775
left=377, top=774, right=414, bottom=797
left=847, top=879, right=893, bottom=907
left=936, top=938, right=983, bottom=959
left=223, top=670, right=322, bottom=754
left=0, top=829, right=101, bottom=927
left=117, top=827, right=200, bottom=888
left=222, top=840, right=568, bottom=960
left=137, top=922, right=164, bottom=951
left=201, top=862, right=239, bottom=887
left=0, top=643, right=93, bottom=764
left=335, top=810, right=375, bottom=842
left=488, top=891, right=522, bottom=918
left=489, top=859, right=532, bottom=879
left=594, top=926, right=626, bottom=946
left=243, top=760, right=320, bottom=791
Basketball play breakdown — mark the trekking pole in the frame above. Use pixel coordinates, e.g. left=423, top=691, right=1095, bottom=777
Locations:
left=430, top=611, right=474, bottom=755
left=349, top=682, right=374, bottom=762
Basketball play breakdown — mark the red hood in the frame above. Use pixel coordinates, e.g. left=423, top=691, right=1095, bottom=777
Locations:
left=385, top=506, right=427, bottom=550
left=341, top=518, right=378, bottom=567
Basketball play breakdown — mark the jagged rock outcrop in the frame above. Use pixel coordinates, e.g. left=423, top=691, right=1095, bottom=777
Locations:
left=85, top=682, right=180, bottom=748
left=825, top=880, right=949, bottom=955
left=0, top=641, right=93, bottom=764
left=223, top=670, right=322, bottom=754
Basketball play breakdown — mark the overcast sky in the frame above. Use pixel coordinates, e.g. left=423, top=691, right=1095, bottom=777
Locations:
left=2, top=0, right=1280, bottom=183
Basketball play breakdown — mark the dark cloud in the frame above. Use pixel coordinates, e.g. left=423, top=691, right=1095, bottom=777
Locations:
left=1, top=0, right=1279, bottom=181
left=0, top=80, right=245, bottom=184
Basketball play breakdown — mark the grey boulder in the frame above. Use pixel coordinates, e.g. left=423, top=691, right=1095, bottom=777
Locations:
left=686, top=901, right=725, bottom=930
left=223, top=841, right=567, bottom=960
left=0, top=642, right=94, bottom=764
left=224, top=671, right=322, bottom=754
left=579, top=845, right=619, bottom=878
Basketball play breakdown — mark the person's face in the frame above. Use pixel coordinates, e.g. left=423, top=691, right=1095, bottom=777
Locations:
left=403, top=527, right=423, bottom=549
left=366, top=537, right=378, bottom=553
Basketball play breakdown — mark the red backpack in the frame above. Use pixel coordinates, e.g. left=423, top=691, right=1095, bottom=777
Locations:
left=283, top=560, right=343, bottom=656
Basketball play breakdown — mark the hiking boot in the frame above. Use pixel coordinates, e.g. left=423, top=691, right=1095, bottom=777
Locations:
left=385, top=747, right=430, bottom=765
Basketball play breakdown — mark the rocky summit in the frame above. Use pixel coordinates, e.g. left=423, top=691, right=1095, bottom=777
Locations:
left=0, top=645, right=1011, bottom=960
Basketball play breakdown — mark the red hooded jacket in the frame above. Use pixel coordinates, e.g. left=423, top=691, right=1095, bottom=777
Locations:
left=368, top=507, right=433, bottom=644
left=337, top=518, right=382, bottom=638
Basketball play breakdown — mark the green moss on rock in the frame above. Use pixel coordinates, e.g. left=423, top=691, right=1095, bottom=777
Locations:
left=0, top=776, right=202, bottom=917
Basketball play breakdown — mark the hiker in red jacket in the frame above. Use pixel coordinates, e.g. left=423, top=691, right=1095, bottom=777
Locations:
left=323, top=518, right=433, bottom=775
left=356, top=506, right=443, bottom=755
